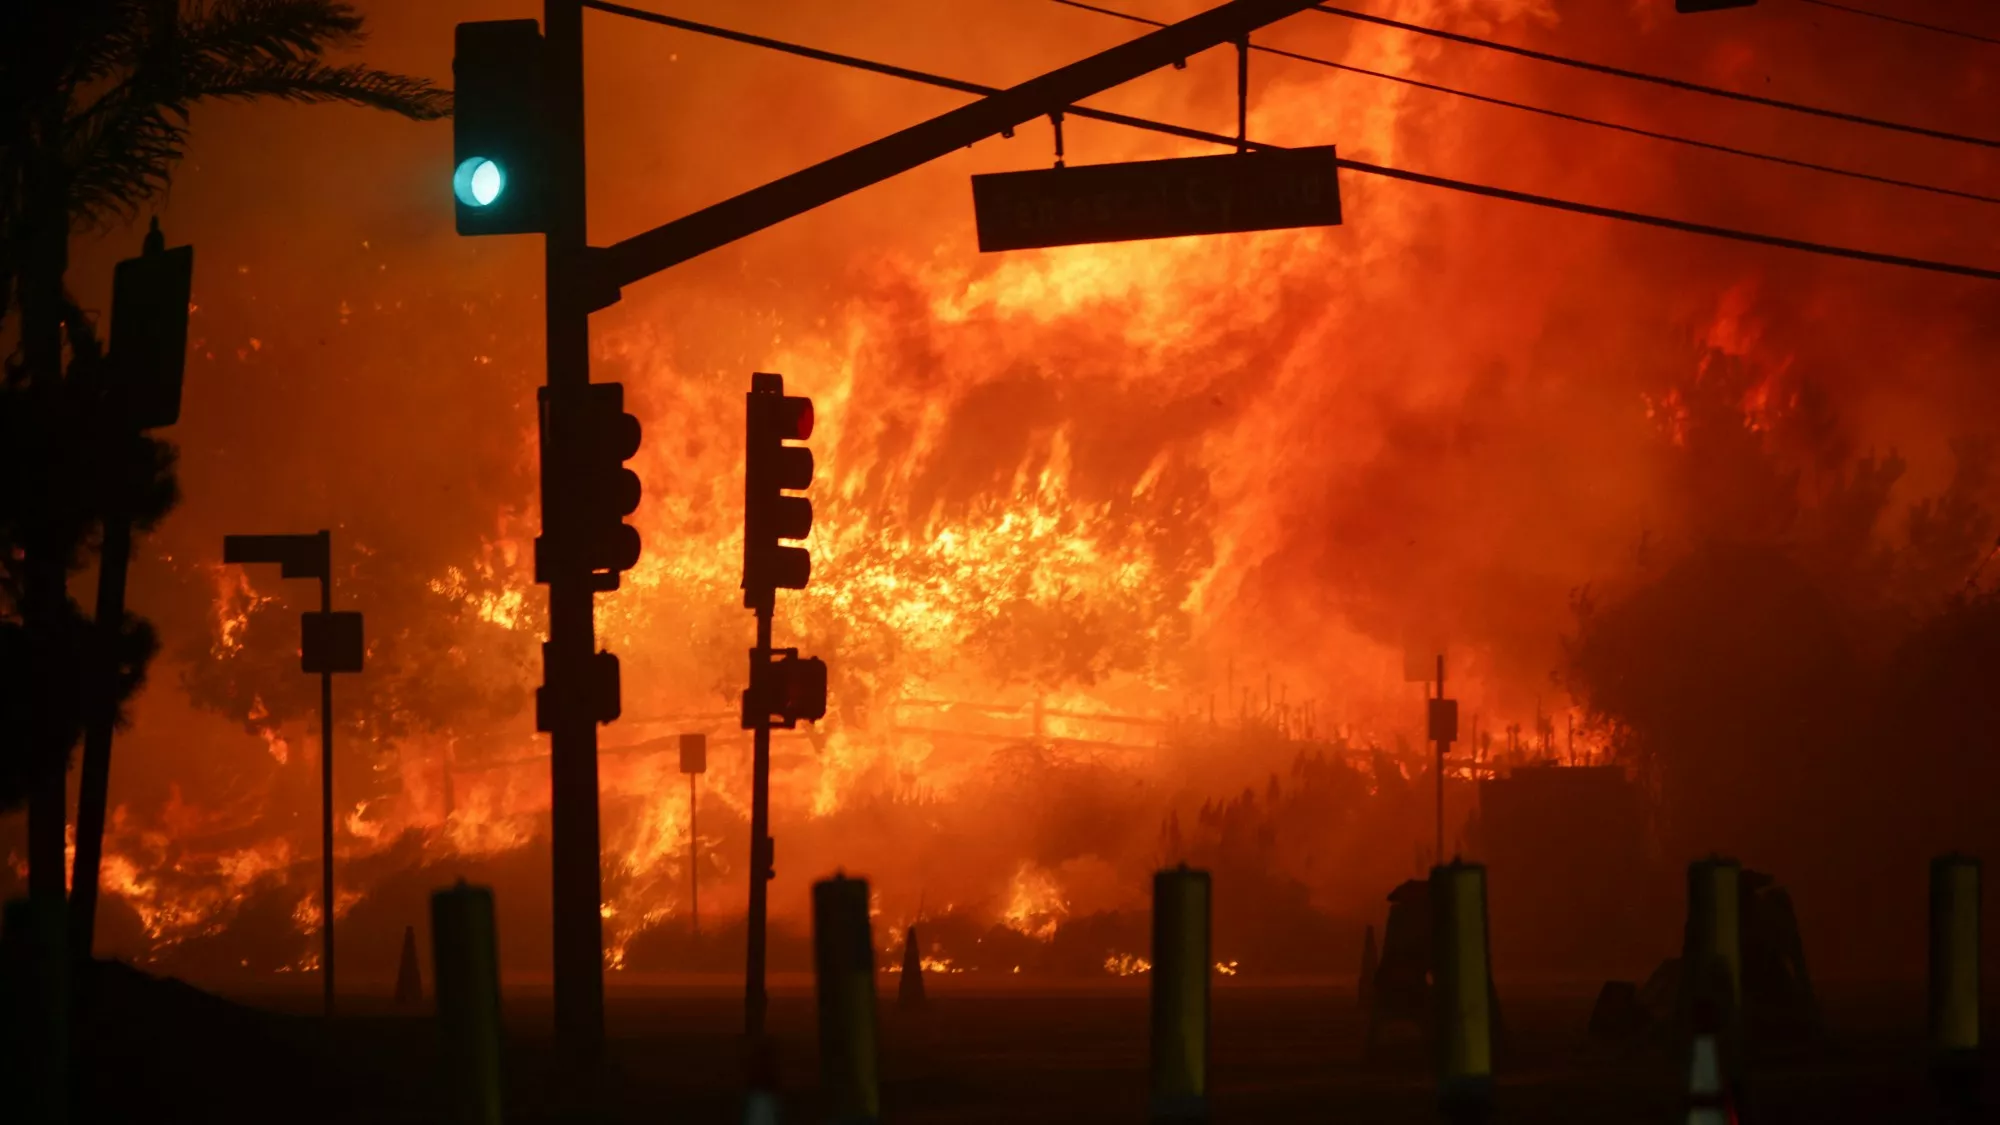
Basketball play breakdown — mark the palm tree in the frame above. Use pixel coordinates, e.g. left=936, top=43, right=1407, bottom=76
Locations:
left=0, top=1, right=450, bottom=928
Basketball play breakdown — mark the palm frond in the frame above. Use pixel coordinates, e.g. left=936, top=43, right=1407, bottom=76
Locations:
left=59, top=1, right=155, bottom=92
left=56, top=0, right=448, bottom=230
left=186, top=58, right=450, bottom=120
left=182, top=0, right=367, bottom=67
left=63, top=92, right=190, bottom=229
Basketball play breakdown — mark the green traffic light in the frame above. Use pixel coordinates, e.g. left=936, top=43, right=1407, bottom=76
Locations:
left=453, top=157, right=506, bottom=208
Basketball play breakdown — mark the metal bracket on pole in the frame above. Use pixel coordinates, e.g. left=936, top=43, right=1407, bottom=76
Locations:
left=574, top=246, right=624, bottom=312
left=1235, top=35, right=1250, bottom=153
left=596, top=0, right=1328, bottom=287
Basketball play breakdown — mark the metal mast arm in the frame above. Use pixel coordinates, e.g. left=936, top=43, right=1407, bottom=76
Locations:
left=594, top=0, right=1322, bottom=288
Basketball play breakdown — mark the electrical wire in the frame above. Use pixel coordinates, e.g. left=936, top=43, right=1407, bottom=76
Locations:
left=1311, top=4, right=2000, bottom=149
left=1796, top=0, right=2000, bottom=47
left=1052, top=0, right=1999, bottom=205
left=579, top=0, right=2000, bottom=283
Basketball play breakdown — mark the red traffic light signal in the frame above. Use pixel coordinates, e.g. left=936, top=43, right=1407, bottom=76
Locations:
left=743, top=372, right=815, bottom=611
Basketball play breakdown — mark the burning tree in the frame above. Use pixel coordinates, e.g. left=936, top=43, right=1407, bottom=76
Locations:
left=0, top=2, right=448, bottom=911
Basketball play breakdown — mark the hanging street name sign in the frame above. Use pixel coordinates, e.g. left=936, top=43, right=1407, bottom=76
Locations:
left=971, top=145, right=1341, bottom=252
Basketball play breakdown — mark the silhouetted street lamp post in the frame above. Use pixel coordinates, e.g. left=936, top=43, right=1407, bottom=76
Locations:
left=221, top=530, right=363, bottom=1016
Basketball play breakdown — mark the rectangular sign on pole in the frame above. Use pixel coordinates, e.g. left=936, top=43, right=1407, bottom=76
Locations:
left=1428, top=698, right=1460, bottom=745
left=971, top=146, right=1341, bottom=252
left=301, top=611, right=365, bottom=675
left=679, top=733, right=707, bottom=775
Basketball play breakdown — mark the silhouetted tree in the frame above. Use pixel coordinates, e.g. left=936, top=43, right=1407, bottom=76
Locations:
left=0, top=2, right=449, bottom=905
left=1565, top=542, right=1865, bottom=866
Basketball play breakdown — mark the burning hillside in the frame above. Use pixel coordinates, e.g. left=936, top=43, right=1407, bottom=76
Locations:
left=7, top=0, right=1995, bottom=982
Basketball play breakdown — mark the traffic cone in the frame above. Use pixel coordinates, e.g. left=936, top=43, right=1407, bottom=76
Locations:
left=394, top=923, right=423, bottom=1005
left=898, top=924, right=926, bottom=1011
left=742, top=1036, right=781, bottom=1125
left=1358, top=923, right=1378, bottom=1013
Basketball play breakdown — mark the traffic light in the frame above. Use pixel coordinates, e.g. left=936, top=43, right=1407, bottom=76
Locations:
left=743, top=372, right=815, bottom=612
left=743, top=649, right=829, bottom=730
left=452, top=20, right=547, bottom=235
left=109, top=219, right=193, bottom=429
left=1675, top=0, right=1755, bottom=11
left=575, top=383, right=642, bottom=592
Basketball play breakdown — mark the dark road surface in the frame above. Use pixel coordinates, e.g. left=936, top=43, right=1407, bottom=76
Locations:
left=85, top=972, right=1992, bottom=1123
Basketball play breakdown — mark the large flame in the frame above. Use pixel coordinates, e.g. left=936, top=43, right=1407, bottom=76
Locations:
left=14, top=0, right=1994, bottom=980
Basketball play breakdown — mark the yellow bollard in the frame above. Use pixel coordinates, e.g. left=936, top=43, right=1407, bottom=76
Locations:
left=1681, top=858, right=1742, bottom=1029
left=1929, top=854, right=1981, bottom=1110
left=1430, top=862, right=1494, bottom=1121
left=431, top=881, right=504, bottom=1125
left=813, top=874, right=880, bottom=1124
left=1151, top=866, right=1210, bottom=1122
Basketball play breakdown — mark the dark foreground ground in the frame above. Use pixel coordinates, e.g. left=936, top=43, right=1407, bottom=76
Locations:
left=74, top=967, right=1995, bottom=1123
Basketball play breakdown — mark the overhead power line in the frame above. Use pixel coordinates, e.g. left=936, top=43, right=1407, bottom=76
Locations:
left=1311, top=4, right=2000, bottom=149
left=1052, top=0, right=1999, bottom=205
left=580, top=0, right=2000, bottom=283
left=1797, top=0, right=2000, bottom=47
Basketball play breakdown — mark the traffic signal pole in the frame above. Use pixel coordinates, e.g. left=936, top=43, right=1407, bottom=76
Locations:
left=471, top=0, right=1324, bottom=1060
left=745, top=611, right=774, bottom=1035
left=318, top=565, right=336, bottom=1017
left=1435, top=655, right=1446, bottom=866
left=541, top=0, right=608, bottom=1060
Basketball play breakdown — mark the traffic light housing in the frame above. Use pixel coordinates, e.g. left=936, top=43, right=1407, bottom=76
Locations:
left=743, top=648, right=828, bottom=730
left=743, top=372, right=815, bottom=612
left=576, top=383, right=642, bottom=592
left=109, top=219, right=193, bottom=429
left=535, top=383, right=642, bottom=592
left=452, top=20, right=547, bottom=235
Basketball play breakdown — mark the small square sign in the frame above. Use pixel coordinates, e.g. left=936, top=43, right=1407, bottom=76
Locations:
left=679, top=733, right=707, bottom=775
left=301, top=611, right=363, bottom=674
left=1427, top=698, right=1460, bottom=745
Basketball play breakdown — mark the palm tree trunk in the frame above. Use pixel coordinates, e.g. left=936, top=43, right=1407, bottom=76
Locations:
left=21, top=126, right=72, bottom=916
left=12, top=106, right=76, bottom=1125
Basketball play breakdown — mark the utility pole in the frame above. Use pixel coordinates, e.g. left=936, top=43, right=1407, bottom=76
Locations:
left=1435, top=657, right=1445, bottom=862
left=741, top=374, right=828, bottom=1036
left=680, top=734, right=706, bottom=941
left=1427, top=654, right=1458, bottom=865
